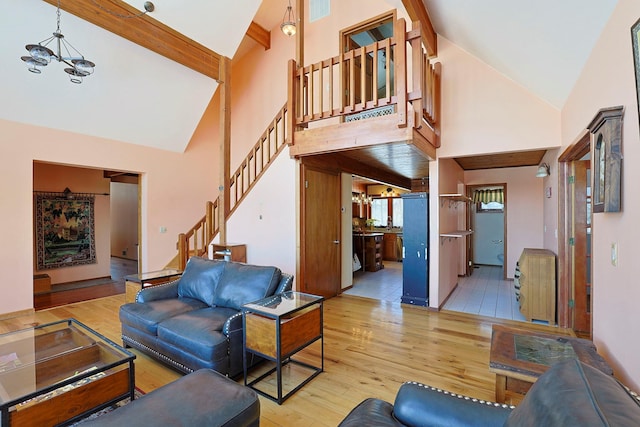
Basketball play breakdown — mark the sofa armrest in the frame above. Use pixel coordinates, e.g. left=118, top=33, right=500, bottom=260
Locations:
left=136, top=279, right=180, bottom=303
left=222, top=311, right=243, bottom=336
left=338, top=398, right=402, bottom=427
left=393, top=382, right=513, bottom=427
left=275, top=273, right=293, bottom=294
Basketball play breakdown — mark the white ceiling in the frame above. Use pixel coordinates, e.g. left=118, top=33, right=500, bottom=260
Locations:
left=1, top=0, right=260, bottom=153
left=423, top=0, right=619, bottom=109
left=1, top=0, right=620, bottom=153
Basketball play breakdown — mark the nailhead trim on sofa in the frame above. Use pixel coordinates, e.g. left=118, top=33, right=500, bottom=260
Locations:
left=405, top=381, right=516, bottom=410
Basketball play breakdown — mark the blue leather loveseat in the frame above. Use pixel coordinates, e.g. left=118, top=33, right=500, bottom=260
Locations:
left=119, top=256, right=292, bottom=378
left=338, top=358, right=640, bottom=426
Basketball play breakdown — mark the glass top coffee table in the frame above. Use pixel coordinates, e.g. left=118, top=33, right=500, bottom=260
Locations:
left=0, top=319, right=136, bottom=426
left=489, top=324, right=613, bottom=403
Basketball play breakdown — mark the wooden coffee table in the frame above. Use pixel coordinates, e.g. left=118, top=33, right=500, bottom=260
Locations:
left=0, top=319, right=136, bottom=426
left=489, top=324, right=612, bottom=403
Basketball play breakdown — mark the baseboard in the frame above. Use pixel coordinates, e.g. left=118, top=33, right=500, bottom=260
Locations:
left=0, top=308, right=35, bottom=320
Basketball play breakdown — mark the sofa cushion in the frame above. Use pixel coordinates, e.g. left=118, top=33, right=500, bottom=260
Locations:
left=157, top=307, right=239, bottom=362
left=120, top=298, right=208, bottom=336
left=213, top=262, right=281, bottom=310
left=177, top=257, right=226, bottom=306
left=81, top=369, right=260, bottom=427
left=505, top=359, right=640, bottom=427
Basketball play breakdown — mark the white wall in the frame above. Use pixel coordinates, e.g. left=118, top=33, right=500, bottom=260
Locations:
left=558, top=0, right=640, bottom=390
left=226, top=151, right=297, bottom=280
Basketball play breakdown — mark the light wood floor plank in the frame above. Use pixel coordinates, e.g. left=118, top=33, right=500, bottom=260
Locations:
left=0, top=293, right=577, bottom=424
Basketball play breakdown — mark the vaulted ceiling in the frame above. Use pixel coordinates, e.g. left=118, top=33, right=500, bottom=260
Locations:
left=2, top=0, right=620, bottom=162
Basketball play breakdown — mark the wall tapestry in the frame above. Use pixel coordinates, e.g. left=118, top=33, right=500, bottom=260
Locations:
left=35, top=193, right=96, bottom=270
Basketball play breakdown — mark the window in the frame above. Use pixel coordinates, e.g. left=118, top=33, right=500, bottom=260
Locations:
left=392, top=198, right=403, bottom=227
left=370, top=197, right=403, bottom=228
left=478, top=201, right=504, bottom=212
left=370, top=198, right=388, bottom=227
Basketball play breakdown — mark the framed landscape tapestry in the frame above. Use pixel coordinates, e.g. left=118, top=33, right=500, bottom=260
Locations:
left=35, top=193, right=96, bottom=270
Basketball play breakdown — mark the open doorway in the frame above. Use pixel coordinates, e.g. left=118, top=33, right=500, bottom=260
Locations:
left=443, top=183, right=524, bottom=321
left=33, top=162, right=139, bottom=308
left=468, top=184, right=507, bottom=275
left=558, top=132, right=592, bottom=336
left=344, top=175, right=406, bottom=302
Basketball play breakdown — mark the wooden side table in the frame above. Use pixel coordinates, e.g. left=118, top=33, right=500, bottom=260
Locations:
left=242, top=291, right=323, bottom=404
left=489, top=324, right=613, bottom=403
left=124, top=269, right=182, bottom=303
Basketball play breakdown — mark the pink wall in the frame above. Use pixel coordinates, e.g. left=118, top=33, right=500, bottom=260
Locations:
left=465, top=167, right=544, bottom=279
left=436, top=36, right=562, bottom=158
left=0, top=117, right=217, bottom=314
left=559, top=0, right=640, bottom=390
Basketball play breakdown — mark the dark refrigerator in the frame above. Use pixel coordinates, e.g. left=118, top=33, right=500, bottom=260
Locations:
left=401, top=192, right=429, bottom=306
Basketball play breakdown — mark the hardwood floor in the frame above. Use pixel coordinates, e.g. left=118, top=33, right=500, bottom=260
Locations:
left=4, top=293, right=576, bottom=426
left=33, top=257, right=137, bottom=310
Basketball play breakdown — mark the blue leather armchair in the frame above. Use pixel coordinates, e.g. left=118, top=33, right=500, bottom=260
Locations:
left=339, top=359, right=640, bottom=427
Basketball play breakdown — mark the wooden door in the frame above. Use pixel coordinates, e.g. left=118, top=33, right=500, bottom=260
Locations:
left=300, top=165, right=341, bottom=298
left=572, top=160, right=591, bottom=334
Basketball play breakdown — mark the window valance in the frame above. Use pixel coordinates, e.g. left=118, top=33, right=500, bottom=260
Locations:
left=473, top=189, right=504, bottom=204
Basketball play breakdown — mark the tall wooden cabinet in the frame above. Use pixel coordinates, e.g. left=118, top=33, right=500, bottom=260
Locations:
left=516, top=248, right=556, bottom=324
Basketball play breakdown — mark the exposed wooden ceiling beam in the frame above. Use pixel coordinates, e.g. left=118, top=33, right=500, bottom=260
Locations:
left=247, top=21, right=270, bottom=50
left=401, top=0, right=437, bottom=56
left=43, top=0, right=221, bottom=81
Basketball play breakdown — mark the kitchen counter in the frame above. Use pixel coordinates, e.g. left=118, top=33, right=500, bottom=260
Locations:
left=353, top=232, right=385, bottom=237
left=353, top=233, right=384, bottom=272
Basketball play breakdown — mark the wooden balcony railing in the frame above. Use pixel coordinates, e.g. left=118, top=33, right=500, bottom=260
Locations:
left=176, top=103, right=290, bottom=270
left=288, top=18, right=441, bottom=147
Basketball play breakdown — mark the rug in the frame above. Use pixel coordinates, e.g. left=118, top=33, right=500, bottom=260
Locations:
left=71, top=388, right=145, bottom=425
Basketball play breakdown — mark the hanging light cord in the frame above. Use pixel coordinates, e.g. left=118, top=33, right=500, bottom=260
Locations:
left=89, top=0, right=154, bottom=19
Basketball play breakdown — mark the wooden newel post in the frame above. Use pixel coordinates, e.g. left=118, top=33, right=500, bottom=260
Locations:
left=177, top=233, right=187, bottom=270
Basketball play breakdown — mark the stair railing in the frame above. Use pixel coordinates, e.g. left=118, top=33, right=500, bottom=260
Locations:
left=229, top=102, right=289, bottom=213
left=176, top=103, right=290, bottom=270
left=177, top=200, right=218, bottom=270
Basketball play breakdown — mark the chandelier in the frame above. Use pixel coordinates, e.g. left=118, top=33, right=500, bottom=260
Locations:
left=21, top=0, right=95, bottom=84
left=281, top=0, right=296, bottom=36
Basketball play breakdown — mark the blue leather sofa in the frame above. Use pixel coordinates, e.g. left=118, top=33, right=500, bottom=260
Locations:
left=338, top=358, right=640, bottom=426
left=119, top=257, right=292, bottom=378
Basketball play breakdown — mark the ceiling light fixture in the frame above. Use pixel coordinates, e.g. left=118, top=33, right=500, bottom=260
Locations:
left=536, top=163, right=550, bottom=178
left=21, top=0, right=95, bottom=84
left=281, top=0, right=297, bottom=36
